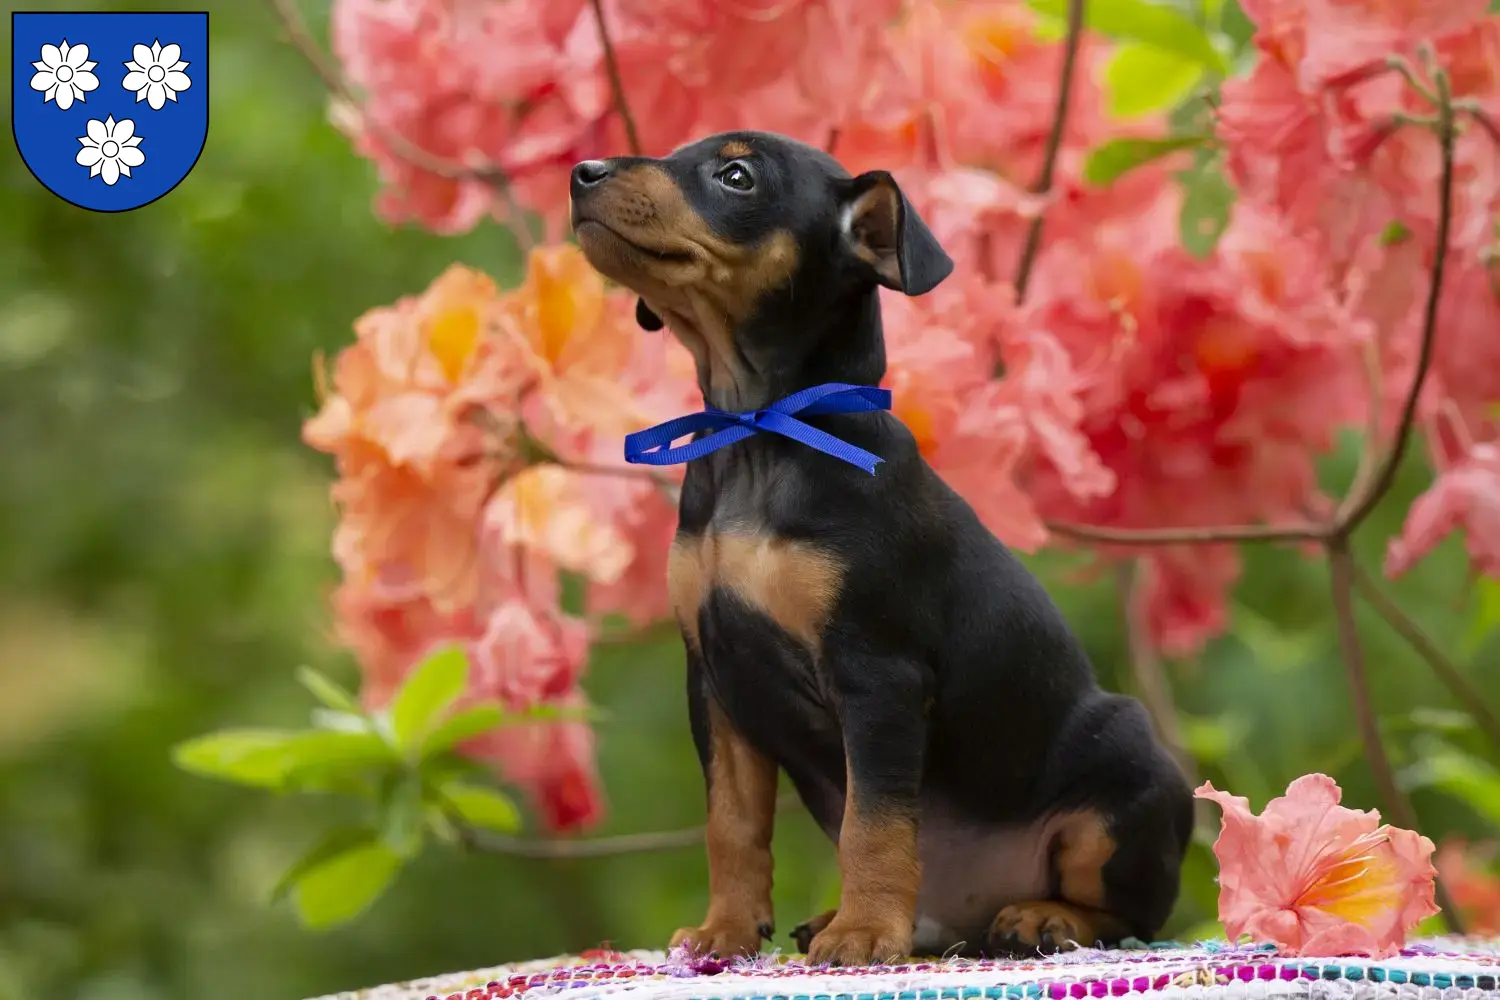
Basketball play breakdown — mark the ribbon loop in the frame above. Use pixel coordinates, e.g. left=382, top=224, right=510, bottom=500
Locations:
left=623, top=382, right=891, bottom=474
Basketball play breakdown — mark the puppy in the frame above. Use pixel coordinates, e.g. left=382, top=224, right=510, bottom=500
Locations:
left=569, top=131, right=1193, bottom=967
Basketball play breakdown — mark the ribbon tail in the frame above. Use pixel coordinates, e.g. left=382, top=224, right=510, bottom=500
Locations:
left=756, top=412, right=885, bottom=475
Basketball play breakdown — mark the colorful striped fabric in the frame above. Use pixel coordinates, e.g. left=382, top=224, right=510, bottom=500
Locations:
left=304, top=938, right=1500, bottom=1000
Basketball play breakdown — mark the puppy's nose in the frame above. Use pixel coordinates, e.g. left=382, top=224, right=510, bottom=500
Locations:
left=571, top=159, right=612, bottom=191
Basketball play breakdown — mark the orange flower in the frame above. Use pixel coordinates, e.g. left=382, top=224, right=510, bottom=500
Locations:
left=1196, top=775, right=1439, bottom=957
left=1436, top=837, right=1500, bottom=936
left=496, top=244, right=651, bottom=440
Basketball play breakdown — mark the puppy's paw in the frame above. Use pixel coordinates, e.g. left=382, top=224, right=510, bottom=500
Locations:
left=669, top=919, right=769, bottom=959
left=790, top=909, right=837, bottom=954
left=806, top=914, right=910, bottom=967
left=985, top=901, right=1098, bottom=956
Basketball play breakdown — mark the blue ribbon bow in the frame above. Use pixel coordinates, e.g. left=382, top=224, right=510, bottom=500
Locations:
left=623, top=382, right=892, bottom=475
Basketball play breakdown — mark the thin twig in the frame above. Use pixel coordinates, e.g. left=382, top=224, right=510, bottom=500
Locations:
left=1331, top=69, right=1454, bottom=537
left=1012, top=0, right=1087, bottom=302
left=1046, top=520, right=1323, bottom=546
left=460, top=792, right=802, bottom=859
left=1326, top=542, right=1465, bottom=934
left=588, top=0, right=642, bottom=155
left=1115, top=562, right=1194, bottom=780
left=1349, top=564, right=1500, bottom=750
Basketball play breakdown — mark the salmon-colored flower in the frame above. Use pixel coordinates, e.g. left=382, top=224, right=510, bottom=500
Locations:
left=1195, top=775, right=1439, bottom=957
left=1436, top=837, right=1500, bottom=936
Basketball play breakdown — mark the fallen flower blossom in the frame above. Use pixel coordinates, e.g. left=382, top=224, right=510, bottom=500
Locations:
left=1195, top=774, right=1439, bottom=957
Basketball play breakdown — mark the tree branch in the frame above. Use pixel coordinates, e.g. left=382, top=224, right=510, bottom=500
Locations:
left=458, top=792, right=801, bottom=859
left=1331, top=67, right=1454, bottom=538
left=1013, top=0, right=1087, bottom=302
left=588, top=0, right=642, bottom=156
left=1349, top=563, right=1500, bottom=750
left=1326, top=542, right=1464, bottom=934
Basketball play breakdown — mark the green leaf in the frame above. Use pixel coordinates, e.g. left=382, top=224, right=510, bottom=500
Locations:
left=270, top=826, right=378, bottom=903
left=1104, top=44, right=1206, bottom=118
left=1463, top=575, right=1500, bottom=658
left=1179, top=155, right=1236, bottom=258
left=296, top=665, right=361, bottom=714
left=1378, top=220, right=1413, bottom=246
left=173, top=727, right=397, bottom=792
left=290, top=842, right=404, bottom=929
left=172, top=728, right=318, bottom=789
left=1028, top=0, right=1228, bottom=72
left=1084, top=135, right=1207, bottom=186
left=441, top=782, right=522, bottom=833
left=381, top=773, right=426, bottom=858
left=1406, top=744, right=1500, bottom=828
left=421, top=702, right=505, bottom=758
left=278, top=731, right=398, bottom=791
left=390, top=645, right=469, bottom=754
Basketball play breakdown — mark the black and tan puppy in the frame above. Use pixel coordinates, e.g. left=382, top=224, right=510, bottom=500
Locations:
left=569, top=131, right=1193, bottom=967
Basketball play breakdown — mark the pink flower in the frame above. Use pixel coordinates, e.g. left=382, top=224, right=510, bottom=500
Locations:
left=1195, top=774, right=1439, bottom=957
left=470, top=697, right=605, bottom=833
left=1386, top=440, right=1500, bottom=578
left=1436, top=837, right=1500, bottom=936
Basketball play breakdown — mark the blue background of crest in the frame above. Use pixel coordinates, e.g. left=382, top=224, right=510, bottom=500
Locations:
left=12, top=12, right=208, bottom=212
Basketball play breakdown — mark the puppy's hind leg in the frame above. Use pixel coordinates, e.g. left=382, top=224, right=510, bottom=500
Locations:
left=986, top=704, right=1193, bottom=956
left=790, top=909, right=836, bottom=954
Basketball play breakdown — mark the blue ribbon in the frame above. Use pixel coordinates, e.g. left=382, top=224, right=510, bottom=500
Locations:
left=623, top=382, right=891, bottom=475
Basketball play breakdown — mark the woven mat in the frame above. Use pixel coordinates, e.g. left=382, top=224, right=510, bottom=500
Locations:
left=304, top=939, right=1500, bottom=1000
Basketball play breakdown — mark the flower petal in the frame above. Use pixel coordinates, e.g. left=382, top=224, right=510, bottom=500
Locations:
left=158, top=43, right=181, bottom=66
left=101, top=158, right=120, bottom=185
left=151, top=40, right=163, bottom=61
left=111, top=118, right=135, bottom=143
left=40, top=44, right=62, bottom=69
left=74, top=70, right=98, bottom=92
left=117, top=162, right=131, bottom=179
left=55, top=86, right=75, bottom=110
left=164, top=71, right=191, bottom=93
left=147, top=83, right=166, bottom=110
left=124, top=59, right=144, bottom=73
left=169, top=59, right=189, bottom=72
left=87, top=118, right=107, bottom=144
left=133, top=44, right=153, bottom=68
left=76, top=146, right=103, bottom=167
left=57, top=40, right=70, bottom=63
left=80, top=60, right=96, bottom=72
left=123, top=71, right=148, bottom=93
left=90, top=160, right=102, bottom=178
left=64, top=42, right=89, bottom=67
left=29, top=70, right=56, bottom=92
left=117, top=146, right=145, bottom=168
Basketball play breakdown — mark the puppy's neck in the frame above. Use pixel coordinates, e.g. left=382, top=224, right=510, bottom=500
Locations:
left=669, top=288, right=887, bottom=413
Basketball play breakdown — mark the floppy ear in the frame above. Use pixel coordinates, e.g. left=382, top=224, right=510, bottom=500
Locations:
left=635, top=297, right=665, bottom=331
left=839, top=171, right=954, bottom=296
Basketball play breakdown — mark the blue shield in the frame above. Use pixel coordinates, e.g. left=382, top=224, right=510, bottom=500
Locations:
left=12, top=11, right=208, bottom=213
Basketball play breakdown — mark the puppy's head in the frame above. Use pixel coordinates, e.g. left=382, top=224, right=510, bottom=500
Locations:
left=568, top=131, right=952, bottom=398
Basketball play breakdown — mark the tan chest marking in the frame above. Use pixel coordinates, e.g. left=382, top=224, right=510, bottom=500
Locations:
left=668, top=531, right=844, bottom=652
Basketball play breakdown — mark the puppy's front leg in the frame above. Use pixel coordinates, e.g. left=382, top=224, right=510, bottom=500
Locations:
left=807, top=658, right=926, bottom=966
left=671, top=651, right=778, bottom=958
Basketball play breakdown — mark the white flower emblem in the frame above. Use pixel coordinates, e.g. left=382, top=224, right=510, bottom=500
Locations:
left=29, top=39, right=100, bottom=110
left=76, top=116, right=145, bottom=186
left=123, top=39, right=191, bottom=110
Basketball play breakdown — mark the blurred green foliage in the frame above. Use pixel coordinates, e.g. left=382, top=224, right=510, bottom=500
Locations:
left=2, top=1, right=1498, bottom=999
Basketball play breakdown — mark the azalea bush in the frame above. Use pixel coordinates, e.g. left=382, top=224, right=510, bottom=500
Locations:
left=173, top=0, right=1500, bottom=941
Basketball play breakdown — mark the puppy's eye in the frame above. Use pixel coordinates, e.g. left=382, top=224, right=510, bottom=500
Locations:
left=715, top=162, right=755, bottom=192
